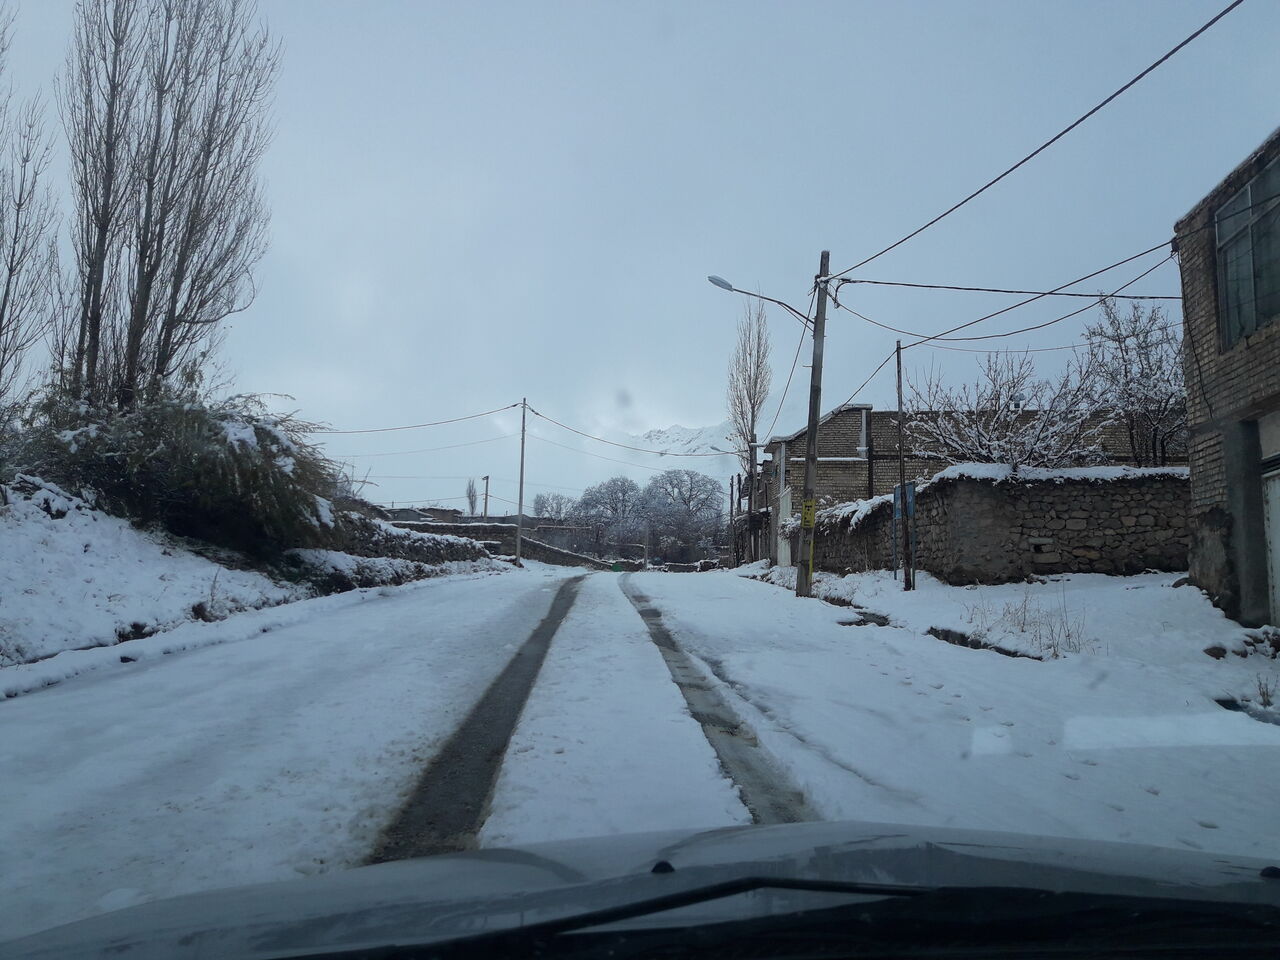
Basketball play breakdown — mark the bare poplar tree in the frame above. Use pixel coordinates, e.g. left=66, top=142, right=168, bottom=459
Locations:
left=61, top=0, right=276, bottom=408
left=61, top=0, right=144, bottom=404
left=0, top=12, right=59, bottom=409
left=1085, top=298, right=1187, bottom=466
left=906, top=353, right=1110, bottom=470
left=726, top=301, right=771, bottom=474
left=465, top=477, right=478, bottom=515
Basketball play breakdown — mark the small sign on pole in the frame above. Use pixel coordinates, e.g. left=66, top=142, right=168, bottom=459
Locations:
left=801, top=498, right=816, bottom=529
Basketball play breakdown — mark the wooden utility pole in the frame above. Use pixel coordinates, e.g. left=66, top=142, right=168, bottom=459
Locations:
left=481, top=475, right=490, bottom=519
left=516, top=399, right=527, bottom=562
left=896, top=341, right=914, bottom=591
left=795, top=250, right=829, bottom=598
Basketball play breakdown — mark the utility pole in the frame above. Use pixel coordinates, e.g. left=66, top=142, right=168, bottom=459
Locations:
left=746, top=452, right=756, bottom=562
left=896, top=341, right=914, bottom=591
left=795, top=250, right=829, bottom=598
left=481, top=475, right=490, bottom=519
left=516, top=399, right=527, bottom=562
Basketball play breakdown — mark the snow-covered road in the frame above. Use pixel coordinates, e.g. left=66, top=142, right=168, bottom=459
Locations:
left=0, top=565, right=575, bottom=940
left=6, top=564, right=1280, bottom=943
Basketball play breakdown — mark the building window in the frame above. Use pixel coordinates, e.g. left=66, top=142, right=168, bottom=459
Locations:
left=1216, top=155, right=1280, bottom=348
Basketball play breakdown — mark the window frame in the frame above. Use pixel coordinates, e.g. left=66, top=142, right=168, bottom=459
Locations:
left=1214, top=155, right=1280, bottom=349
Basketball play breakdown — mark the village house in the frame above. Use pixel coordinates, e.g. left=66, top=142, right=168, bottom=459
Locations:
left=1174, top=126, right=1280, bottom=626
left=743, top=403, right=1175, bottom=567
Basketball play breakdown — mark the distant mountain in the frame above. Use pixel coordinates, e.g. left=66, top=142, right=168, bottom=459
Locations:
left=627, top=419, right=741, bottom=458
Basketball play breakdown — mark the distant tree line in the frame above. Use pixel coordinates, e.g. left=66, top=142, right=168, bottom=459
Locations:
left=532, top=469, right=724, bottom=562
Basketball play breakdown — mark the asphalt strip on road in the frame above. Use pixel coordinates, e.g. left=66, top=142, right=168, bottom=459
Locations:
left=368, top=574, right=587, bottom=862
left=619, top=574, right=817, bottom=825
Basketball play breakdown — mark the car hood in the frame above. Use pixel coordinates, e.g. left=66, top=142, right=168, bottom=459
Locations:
left=5, top=819, right=1278, bottom=959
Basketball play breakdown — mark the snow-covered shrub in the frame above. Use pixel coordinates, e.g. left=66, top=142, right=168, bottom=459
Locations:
left=17, top=394, right=340, bottom=557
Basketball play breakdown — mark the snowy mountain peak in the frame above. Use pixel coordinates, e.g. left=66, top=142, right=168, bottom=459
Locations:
left=630, top=419, right=740, bottom=457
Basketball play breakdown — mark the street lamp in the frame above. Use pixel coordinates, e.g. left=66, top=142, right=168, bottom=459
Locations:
left=709, top=255, right=830, bottom=598
left=706, top=276, right=814, bottom=330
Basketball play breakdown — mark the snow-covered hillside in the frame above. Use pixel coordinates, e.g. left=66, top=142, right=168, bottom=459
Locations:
left=1, top=477, right=300, bottom=667
left=628, top=419, right=740, bottom=458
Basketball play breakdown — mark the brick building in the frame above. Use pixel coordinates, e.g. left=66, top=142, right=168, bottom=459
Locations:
left=1173, top=126, right=1280, bottom=626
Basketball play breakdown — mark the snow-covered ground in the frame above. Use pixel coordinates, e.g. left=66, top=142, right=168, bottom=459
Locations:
left=0, top=563, right=574, bottom=941
left=480, top=574, right=749, bottom=846
left=7, top=560, right=1280, bottom=944
left=631, top=568, right=1280, bottom=859
left=0, top=479, right=298, bottom=665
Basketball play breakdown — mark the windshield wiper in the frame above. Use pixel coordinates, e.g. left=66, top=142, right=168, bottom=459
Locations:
left=282, top=879, right=1280, bottom=960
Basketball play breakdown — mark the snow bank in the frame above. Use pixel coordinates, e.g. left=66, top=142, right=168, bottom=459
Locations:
left=0, top=477, right=297, bottom=666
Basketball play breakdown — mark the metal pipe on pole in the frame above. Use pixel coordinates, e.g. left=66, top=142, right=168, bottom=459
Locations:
left=795, top=250, right=829, bottom=598
left=516, top=399, right=527, bottom=562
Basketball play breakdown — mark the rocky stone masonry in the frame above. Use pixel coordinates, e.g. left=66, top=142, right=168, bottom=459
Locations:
left=391, top=521, right=622, bottom=570
left=809, top=474, right=1189, bottom=584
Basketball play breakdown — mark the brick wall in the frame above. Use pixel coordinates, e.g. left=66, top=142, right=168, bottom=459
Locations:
left=1174, top=125, right=1280, bottom=623
left=807, top=473, right=1189, bottom=584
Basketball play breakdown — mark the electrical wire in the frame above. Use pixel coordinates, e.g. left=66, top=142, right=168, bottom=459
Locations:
left=834, top=253, right=1175, bottom=343
left=527, top=406, right=745, bottom=457
left=528, top=433, right=668, bottom=473
left=828, top=0, right=1246, bottom=280
left=762, top=287, right=819, bottom=441
left=838, top=243, right=1173, bottom=345
left=310, top=403, right=520, bottom=435
left=834, top=278, right=1179, bottom=299
left=331, top=433, right=517, bottom=459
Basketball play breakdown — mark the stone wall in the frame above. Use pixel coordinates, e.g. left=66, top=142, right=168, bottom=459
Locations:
left=391, top=521, right=618, bottom=570
left=808, top=471, right=1189, bottom=584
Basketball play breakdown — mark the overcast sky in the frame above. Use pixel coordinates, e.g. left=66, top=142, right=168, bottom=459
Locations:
left=7, top=0, right=1278, bottom=510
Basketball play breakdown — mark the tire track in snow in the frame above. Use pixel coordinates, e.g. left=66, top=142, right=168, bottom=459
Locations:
left=368, top=575, right=586, bottom=861
left=619, top=575, right=817, bottom=825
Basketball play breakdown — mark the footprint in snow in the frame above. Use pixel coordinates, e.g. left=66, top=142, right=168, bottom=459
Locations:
left=980, top=706, right=993, bottom=712
left=1000, top=720, right=1015, bottom=727
left=930, top=683, right=945, bottom=690
left=1144, top=786, right=1161, bottom=796
left=1063, top=772, right=1081, bottom=781
left=1016, top=751, right=1033, bottom=758
left=1107, top=803, right=1125, bottom=812
left=1196, top=820, right=1220, bottom=829
left=1079, top=758, right=1099, bottom=766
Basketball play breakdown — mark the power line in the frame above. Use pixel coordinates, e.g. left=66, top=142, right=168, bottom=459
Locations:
left=912, top=254, right=1175, bottom=344
left=835, top=255, right=1176, bottom=406
left=527, top=406, right=744, bottom=457
left=834, top=253, right=1175, bottom=343
left=829, top=0, right=1245, bottom=280
left=528, top=433, right=668, bottom=473
left=332, top=433, right=517, bottom=458
left=310, top=403, right=520, bottom=435
left=762, top=286, right=818, bottom=442
left=845, top=242, right=1173, bottom=345
left=834, top=278, right=1179, bottom=299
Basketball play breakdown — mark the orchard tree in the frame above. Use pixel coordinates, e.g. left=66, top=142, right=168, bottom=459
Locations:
left=573, top=475, right=643, bottom=542
left=906, top=352, right=1110, bottom=469
left=641, top=469, right=724, bottom=549
left=1085, top=298, right=1187, bottom=466
left=532, top=491, right=575, bottom=520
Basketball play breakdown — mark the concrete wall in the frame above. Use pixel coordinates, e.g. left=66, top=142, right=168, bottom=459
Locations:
left=1175, top=126, right=1280, bottom=625
left=808, top=473, right=1189, bottom=584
